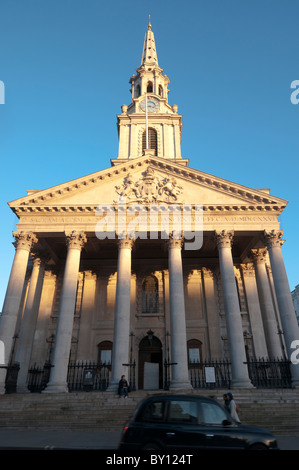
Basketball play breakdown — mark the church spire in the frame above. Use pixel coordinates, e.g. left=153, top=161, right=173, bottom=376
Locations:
left=112, top=18, right=188, bottom=166
left=140, top=15, right=159, bottom=68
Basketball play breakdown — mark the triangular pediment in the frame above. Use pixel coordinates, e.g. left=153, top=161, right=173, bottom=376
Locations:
left=9, top=156, right=287, bottom=216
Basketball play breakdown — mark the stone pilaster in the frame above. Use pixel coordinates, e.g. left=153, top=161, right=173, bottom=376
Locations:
left=202, top=267, right=222, bottom=358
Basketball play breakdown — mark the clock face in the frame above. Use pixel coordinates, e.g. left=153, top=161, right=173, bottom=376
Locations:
left=140, top=97, right=160, bottom=113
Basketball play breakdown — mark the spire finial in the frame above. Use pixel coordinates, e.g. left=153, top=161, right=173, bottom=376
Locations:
left=148, top=14, right=152, bottom=30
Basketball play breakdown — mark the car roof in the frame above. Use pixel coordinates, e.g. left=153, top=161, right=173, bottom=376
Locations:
left=139, top=394, right=219, bottom=404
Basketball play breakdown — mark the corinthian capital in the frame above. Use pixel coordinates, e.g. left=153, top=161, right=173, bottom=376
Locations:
left=13, top=231, right=38, bottom=252
left=168, top=234, right=184, bottom=250
left=118, top=236, right=135, bottom=250
left=214, top=230, right=234, bottom=249
left=263, top=230, right=285, bottom=249
left=65, top=231, right=87, bottom=250
left=250, top=248, right=268, bottom=264
left=240, top=263, right=255, bottom=277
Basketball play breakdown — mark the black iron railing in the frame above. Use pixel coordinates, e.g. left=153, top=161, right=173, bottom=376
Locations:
left=67, top=361, right=111, bottom=392
left=189, top=359, right=232, bottom=389
left=20, top=356, right=295, bottom=393
left=245, top=357, right=292, bottom=389
left=27, top=362, right=53, bottom=392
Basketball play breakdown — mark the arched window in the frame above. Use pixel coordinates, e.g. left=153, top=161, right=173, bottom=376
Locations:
left=187, top=339, right=202, bottom=364
left=142, top=127, right=157, bottom=155
left=147, top=81, right=153, bottom=93
left=142, top=275, right=159, bottom=313
left=97, top=341, right=112, bottom=365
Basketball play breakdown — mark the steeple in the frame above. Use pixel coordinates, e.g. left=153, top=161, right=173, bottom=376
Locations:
left=111, top=18, right=189, bottom=167
left=140, top=15, right=159, bottom=68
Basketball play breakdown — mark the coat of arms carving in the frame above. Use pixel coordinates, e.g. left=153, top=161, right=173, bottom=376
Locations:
left=115, top=167, right=183, bottom=203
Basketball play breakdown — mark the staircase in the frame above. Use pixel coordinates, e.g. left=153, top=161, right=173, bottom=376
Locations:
left=0, top=388, right=298, bottom=436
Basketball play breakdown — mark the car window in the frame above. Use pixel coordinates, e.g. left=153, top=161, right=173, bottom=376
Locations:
left=139, top=401, right=165, bottom=422
left=169, top=400, right=198, bottom=424
left=200, top=402, right=227, bottom=425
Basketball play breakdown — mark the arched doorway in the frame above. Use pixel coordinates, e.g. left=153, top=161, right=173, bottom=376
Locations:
left=138, top=335, right=163, bottom=389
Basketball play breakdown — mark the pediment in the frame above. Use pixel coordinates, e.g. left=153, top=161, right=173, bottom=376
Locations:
left=9, top=156, right=287, bottom=216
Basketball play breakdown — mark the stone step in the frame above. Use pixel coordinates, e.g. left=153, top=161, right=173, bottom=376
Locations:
left=0, top=389, right=298, bottom=435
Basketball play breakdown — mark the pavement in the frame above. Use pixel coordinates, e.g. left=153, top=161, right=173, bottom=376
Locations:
left=0, top=429, right=298, bottom=450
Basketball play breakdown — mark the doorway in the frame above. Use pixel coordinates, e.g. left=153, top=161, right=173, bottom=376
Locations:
left=138, top=336, right=163, bottom=389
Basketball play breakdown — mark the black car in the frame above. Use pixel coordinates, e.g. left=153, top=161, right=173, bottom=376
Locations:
left=118, top=394, right=279, bottom=450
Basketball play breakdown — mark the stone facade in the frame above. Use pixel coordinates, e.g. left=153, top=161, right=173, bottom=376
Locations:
left=1, top=19, right=299, bottom=393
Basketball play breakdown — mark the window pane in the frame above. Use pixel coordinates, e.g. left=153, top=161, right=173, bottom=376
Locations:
left=101, top=350, right=111, bottom=364
left=189, top=348, right=200, bottom=362
left=142, top=128, right=157, bottom=155
left=201, top=402, right=227, bottom=425
left=142, top=275, right=158, bottom=313
left=169, top=400, right=198, bottom=423
left=140, top=401, right=164, bottom=422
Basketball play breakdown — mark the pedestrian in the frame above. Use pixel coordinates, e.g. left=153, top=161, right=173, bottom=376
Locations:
left=223, top=393, right=230, bottom=413
left=227, top=392, right=241, bottom=423
left=118, top=375, right=129, bottom=398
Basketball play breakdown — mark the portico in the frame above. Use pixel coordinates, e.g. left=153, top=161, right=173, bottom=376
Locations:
left=1, top=19, right=298, bottom=394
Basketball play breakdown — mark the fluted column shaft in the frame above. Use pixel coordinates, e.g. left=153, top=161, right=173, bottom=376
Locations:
left=264, top=230, right=299, bottom=386
left=44, top=231, right=86, bottom=393
left=108, top=238, right=134, bottom=391
left=0, top=232, right=37, bottom=394
left=215, top=231, right=252, bottom=388
left=168, top=237, right=191, bottom=389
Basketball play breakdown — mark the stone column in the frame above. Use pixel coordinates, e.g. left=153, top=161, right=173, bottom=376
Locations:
left=44, top=231, right=86, bottom=393
left=264, top=230, right=299, bottom=386
left=168, top=237, right=192, bottom=389
left=0, top=231, right=38, bottom=394
left=250, top=249, right=282, bottom=358
left=15, top=252, right=46, bottom=392
left=241, top=263, right=268, bottom=358
left=215, top=230, right=252, bottom=388
left=108, top=237, right=134, bottom=391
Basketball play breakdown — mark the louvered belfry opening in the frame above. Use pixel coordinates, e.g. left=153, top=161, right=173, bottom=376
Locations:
left=142, top=127, right=157, bottom=155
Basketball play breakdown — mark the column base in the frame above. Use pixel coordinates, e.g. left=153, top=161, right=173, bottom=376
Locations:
left=43, top=382, right=69, bottom=393
left=16, top=385, right=31, bottom=394
left=107, top=381, right=119, bottom=393
left=169, top=380, right=193, bottom=391
left=231, top=379, right=254, bottom=389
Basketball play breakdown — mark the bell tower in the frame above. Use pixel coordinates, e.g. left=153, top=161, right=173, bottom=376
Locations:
left=111, top=16, right=188, bottom=166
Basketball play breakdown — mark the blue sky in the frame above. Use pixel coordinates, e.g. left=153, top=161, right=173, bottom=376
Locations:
left=0, top=0, right=298, bottom=309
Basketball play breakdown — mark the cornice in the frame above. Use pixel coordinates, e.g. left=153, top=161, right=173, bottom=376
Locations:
left=12, top=203, right=286, bottom=217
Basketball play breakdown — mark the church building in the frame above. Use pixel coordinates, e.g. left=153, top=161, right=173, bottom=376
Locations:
left=1, top=19, right=298, bottom=394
